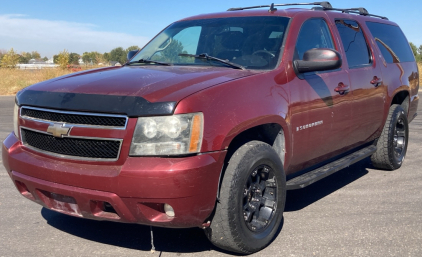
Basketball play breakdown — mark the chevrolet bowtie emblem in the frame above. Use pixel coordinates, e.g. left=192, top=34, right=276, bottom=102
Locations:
left=47, top=123, right=71, bottom=138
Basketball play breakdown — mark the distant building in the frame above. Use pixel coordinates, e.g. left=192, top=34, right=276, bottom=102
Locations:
left=28, top=58, right=51, bottom=65
left=16, top=63, right=59, bottom=69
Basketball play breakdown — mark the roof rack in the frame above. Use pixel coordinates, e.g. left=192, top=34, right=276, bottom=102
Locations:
left=227, top=2, right=388, bottom=20
left=227, top=2, right=332, bottom=12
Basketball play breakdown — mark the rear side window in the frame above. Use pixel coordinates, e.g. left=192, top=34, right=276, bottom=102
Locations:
left=366, top=22, right=415, bottom=63
left=335, top=20, right=371, bottom=68
left=295, top=18, right=335, bottom=60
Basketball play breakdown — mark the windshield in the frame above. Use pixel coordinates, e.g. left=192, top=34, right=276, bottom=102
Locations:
left=131, top=16, right=290, bottom=70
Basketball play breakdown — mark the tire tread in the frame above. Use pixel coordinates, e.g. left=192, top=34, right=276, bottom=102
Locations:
left=371, top=104, right=407, bottom=170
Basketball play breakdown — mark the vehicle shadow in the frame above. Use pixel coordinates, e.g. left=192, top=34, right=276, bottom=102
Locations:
left=284, top=157, right=370, bottom=212
left=41, top=208, right=214, bottom=254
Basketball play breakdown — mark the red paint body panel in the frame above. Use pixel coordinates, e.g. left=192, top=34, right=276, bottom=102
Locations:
left=383, top=62, right=419, bottom=121
left=174, top=69, right=291, bottom=151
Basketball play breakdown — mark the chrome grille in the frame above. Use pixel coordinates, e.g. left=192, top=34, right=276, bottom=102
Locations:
left=21, top=107, right=127, bottom=128
left=21, top=128, right=122, bottom=160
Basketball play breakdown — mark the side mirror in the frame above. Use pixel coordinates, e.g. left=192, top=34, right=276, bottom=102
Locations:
left=127, top=50, right=139, bottom=62
left=294, top=48, right=342, bottom=73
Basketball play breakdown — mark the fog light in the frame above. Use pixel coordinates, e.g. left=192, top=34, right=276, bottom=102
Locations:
left=164, top=203, right=175, bottom=217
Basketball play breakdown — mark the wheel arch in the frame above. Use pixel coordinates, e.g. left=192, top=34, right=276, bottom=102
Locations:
left=390, top=89, right=410, bottom=116
left=216, top=118, right=290, bottom=200
left=220, top=115, right=290, bottom=165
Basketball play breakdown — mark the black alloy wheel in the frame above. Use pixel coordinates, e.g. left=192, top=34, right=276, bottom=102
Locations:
left=243, top=164, right=277, bottom=233
left=393, top=116, right=407, bottom=163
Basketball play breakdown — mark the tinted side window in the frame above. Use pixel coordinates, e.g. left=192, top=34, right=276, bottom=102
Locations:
left=366, top=22, right=415, bottom=63
left=295, top=18, right=334, bottom=60
left=335, top=20, right=371, bottom=68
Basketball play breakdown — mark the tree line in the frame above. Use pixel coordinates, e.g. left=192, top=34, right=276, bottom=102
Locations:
left=0, top=46, right=140, bottom=68
left=2, top=42, right=422, bottom=68
left=409, top=43, right=422, bottom=62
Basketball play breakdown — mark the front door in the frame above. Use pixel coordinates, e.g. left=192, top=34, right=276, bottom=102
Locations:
left=287, top=17, right=353, bottom=173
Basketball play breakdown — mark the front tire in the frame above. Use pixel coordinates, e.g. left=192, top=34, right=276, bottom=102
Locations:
left=205, top=141, right=286, bottom=254
left=371, top=104, right=409, bottom=170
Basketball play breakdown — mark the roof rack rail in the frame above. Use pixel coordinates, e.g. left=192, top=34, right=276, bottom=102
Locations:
left=227, top=2, right=332, bottom=12
left=227, top=2, right=388, bottom=20
left=321, top=7, right=389, bottom=20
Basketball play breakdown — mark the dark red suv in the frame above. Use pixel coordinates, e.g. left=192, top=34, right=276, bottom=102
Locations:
left=2, top=2, right=419, bottom=254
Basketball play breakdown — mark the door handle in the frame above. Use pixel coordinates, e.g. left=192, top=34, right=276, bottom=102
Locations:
left=370, top=76, right=383, bottom=87
left=334, top=83, right=350, bottom=95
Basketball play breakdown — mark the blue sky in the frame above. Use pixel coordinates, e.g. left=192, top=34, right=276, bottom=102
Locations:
left=1, top=0, right=421, bottom=58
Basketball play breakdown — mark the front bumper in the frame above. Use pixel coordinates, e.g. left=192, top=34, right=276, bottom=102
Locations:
left=2, top=133, right=226, bottom=228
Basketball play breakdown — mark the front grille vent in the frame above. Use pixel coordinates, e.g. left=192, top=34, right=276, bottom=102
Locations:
left=21, top=129, right=121, bottom=160
left=21, top=107, right=127, bottom=128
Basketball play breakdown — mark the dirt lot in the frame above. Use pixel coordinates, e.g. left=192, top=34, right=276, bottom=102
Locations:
left=0, top=94, right=421, bottom=257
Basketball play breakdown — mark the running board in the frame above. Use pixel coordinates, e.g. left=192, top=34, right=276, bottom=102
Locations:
left=286, top=145, right=377, bottom=190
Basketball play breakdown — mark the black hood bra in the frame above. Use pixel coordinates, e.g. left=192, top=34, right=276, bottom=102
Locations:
left=16, top=90, right=176, bottom=117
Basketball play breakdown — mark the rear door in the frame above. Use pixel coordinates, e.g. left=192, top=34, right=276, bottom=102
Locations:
left=334, top=19, right=386, bottom=145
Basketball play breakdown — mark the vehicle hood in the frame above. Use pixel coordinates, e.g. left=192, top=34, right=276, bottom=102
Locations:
left=25, top=65, right=257, bottom=103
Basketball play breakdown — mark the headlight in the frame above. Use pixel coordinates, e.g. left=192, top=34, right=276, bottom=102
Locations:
left=130, top=113, right=204, bottom=156
left=13, top=103, right=19, bottom=139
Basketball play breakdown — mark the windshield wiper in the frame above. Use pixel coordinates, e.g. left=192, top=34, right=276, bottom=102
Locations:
left=178, top=53, right=245, bottom=70
left=126, top=59, right=172, bottom=66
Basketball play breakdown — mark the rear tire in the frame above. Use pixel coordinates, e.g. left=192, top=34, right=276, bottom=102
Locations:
left=371, top=104, right=409, bottom=170
left=205, top=141, right=286, bottom=254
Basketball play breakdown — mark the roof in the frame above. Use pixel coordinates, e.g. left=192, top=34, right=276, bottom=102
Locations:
left=180, top=4, right=396, bottom=25
left=180, top=9, right=302, bottom=21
